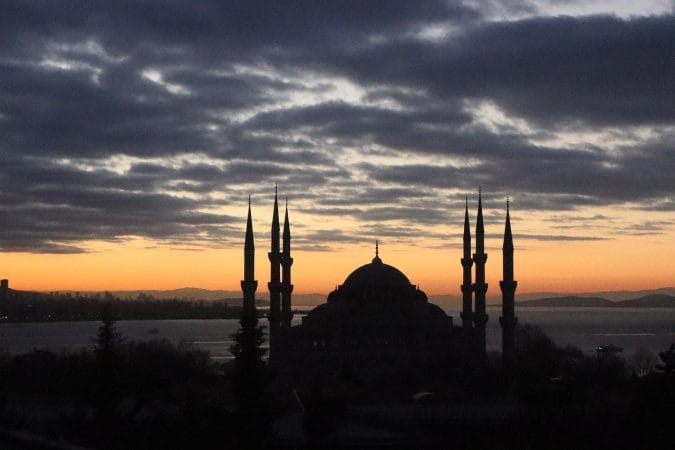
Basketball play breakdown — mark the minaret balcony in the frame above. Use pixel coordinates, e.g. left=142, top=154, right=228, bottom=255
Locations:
left=472, top=253, right=488, bottom=264
left=241, top=280, right=258, bottom=291
left=499, top=280, right=518, bottom=292
left=473, top=283, right=488, bottom=295
left=281, top=256, right=294, bottom=267
left=268, top=251, right=281, bottom=262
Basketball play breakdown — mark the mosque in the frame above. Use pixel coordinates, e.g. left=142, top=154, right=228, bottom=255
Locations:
left=240, top=188, right=517, bottom=384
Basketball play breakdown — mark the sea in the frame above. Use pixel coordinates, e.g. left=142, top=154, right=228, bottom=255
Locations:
left=1, top=306, right=673, bottom=360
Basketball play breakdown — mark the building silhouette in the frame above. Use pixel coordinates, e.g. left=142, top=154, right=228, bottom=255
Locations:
left=241, top=189, right=517, bottom=382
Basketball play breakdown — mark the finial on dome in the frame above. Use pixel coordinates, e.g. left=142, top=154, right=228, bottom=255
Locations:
left=506, top=195, right=510, bottom=212
left=372, top=240, right=382, bottom=263
left=248, top=193, right=251, bottom=206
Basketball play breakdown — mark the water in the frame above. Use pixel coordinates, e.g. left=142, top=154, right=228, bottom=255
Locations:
left=0, top=308, right=673, bottom=359
left=482, top=306, right=675, bottom=355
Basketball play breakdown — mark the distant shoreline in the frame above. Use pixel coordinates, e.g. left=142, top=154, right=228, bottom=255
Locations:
left=502, top=294, right=675, bottom=308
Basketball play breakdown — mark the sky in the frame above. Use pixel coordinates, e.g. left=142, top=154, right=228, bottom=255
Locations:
left=1, top=0, right=674, bottom=295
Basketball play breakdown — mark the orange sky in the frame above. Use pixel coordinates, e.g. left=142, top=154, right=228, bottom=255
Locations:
left=4, top=203, right=674, bottom=295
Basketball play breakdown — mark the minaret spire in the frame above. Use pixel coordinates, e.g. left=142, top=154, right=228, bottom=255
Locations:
left=500, top=196, right=517, bottom=373
left=473, top=187, right=488, bottom=361
left=241, top=196, right=258, bottom=325
left=268, top=187, right=282, bottom=357
left=281, top=196, right=294, bottom=328
left=461, top=195, right=474, bottom=331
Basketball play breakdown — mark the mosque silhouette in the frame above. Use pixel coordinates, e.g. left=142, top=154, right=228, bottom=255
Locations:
left=240, top=188, right=517, bottom=385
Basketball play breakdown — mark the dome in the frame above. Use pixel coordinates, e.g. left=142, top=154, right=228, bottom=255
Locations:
left=342, top=255, right=412, bottom=289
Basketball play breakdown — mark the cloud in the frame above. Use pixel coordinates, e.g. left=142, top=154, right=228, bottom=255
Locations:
left=0, top=1, right=672, bottom=252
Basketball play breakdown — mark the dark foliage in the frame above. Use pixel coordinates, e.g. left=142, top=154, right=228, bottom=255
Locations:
left=0, top=310, right=238, bottom=449
left=94, top=303, right=125, bottom=357
left=230, top=308, right=267, bottom=368
left=657, top=343, right=675, bottom=374
left=228, top=308, right=271, bottom=448
left=1, top=318, right=673, bottom=449
left=507, top=326, right=675, bottom=450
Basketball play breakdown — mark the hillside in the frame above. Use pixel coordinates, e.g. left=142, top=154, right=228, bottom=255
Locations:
left=518, top=296, right=615, bottom=307
left=516, top=293, right=675, bottom=308
left=618, top=294, right=675, bottom=308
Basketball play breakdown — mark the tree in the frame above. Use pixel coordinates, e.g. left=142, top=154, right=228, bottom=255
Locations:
left=229, top=307, right=270, bottom=448
left=631, top=347, right=658, bottom=378
left=92, top=302, right=125, bottom=436
left=230, top=309, right=266, bottom=367
left=94, top=302, right=124, bottom=360
left=514, top=324, right=560, bottom=384
left=229, top=308, right=267, bottom=407
left=657, top=343, right=675, bottom=375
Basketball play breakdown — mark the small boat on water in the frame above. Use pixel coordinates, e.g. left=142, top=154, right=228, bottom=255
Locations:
left=596, top=344, right=623, bottom=353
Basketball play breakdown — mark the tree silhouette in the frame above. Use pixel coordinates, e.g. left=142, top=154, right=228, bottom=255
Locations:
left=657, top=343, right=675, bottom=375
left=91, top=302, right=125, bottom=442
left=230, top=309, right=267, bottom=402
left=229, top=307, right=269, bottom=448
left=631, top=347, right=658, bottom=378
left=94, top=302, right=124, bottom=360
left=230, top=308, right=266, bottom=371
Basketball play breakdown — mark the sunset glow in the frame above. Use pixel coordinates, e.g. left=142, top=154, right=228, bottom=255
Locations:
left=5, top=200, right=674, bottom=295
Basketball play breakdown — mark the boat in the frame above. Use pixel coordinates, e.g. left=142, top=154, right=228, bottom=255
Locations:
left=596, top=344, right=623, bottom=353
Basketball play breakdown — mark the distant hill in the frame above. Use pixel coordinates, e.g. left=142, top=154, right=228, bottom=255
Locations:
left=618, top=294, right=675, bottom=308
left=518, top=296, right=615, bottom=307
left=517, top=293, right=675, bottom=308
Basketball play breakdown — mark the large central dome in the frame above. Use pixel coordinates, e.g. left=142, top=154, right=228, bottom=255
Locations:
left=322, top=248, right=429, bottom=304
left=342, top=254, right=411, bottom=289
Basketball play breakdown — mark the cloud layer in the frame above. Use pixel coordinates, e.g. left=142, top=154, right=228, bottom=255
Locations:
left=1, top=1, right=673, bottom=252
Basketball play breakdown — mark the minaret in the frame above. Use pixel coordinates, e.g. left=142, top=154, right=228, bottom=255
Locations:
left=473, top=188, right=488, bottom=360
left=281, top=197, right=294, bottom=328
left=268, top=187, right=282, bottom=356
left=460, top=196, right=473, bottom=331
left=240, top=196, right=258, bottom=327
left=500, top=197, right=518, bottom=371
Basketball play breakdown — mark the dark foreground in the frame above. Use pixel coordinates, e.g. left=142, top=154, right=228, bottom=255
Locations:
left=1, top=321, right=673, bottom=449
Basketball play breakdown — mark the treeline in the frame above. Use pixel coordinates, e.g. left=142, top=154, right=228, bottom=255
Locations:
left=0, top=319, right=246, bottom=449
left=0, top=291, right=255, bottom=322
